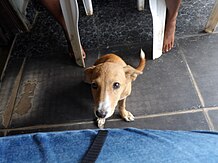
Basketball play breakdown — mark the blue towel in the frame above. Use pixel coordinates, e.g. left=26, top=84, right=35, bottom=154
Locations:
left=1, top=128, right=218, bottom=163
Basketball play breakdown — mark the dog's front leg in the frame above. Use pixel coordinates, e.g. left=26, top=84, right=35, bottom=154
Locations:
left=97, top=118, right=105, bottom=129
left=118, top=98, right=134, bottom=121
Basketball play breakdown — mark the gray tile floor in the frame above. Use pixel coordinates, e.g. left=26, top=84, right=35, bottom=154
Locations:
left=0, top=0, right=218, bottom=136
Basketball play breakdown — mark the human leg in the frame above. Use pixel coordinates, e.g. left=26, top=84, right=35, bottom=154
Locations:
left=163, top=0, right=181, bottom=53
left=39, top=0, right=74, bottom=56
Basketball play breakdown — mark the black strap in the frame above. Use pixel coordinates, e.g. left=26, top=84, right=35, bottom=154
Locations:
left=82, top=130, right=108, bottom=163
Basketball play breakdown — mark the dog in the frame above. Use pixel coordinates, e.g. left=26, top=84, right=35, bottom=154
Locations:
left=84, top=49, right=146, bottom=128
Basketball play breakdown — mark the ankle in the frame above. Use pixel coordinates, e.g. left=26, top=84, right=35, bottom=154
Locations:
left=166, top=11, right=178, bottom=22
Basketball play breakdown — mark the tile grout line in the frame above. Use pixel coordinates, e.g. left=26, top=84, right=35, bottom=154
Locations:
left=176, top=32, right=218, bottom=40
left=107, top=109, right=203, bottom=122
left=177, top=43, right=215, bottom=131
left=0, top=35, right=17, bottom=81
left=204, top=106, right=218, bottom=111
left=134, top=109, right=202, bottom=120
left=202, top=109, right=215, bottom=130
left=178, top=48, right=205, bottom=107
left=0, top=108, right=209, bottom=133
left=84, top=33, right=218, bottom=53
left=1, top=120, right=95, bottom=133
left=2, top=57, right=27, bottom=133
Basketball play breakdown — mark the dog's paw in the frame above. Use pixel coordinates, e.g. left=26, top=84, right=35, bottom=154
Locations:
left=97, top=118, right=105, bottom=129
left=122, top=111, right=135, bottom=122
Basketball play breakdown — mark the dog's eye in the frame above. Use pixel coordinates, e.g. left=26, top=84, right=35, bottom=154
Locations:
left=113, top=82, right=120, bottom=89
left=91, top=83, right=98, bottom=89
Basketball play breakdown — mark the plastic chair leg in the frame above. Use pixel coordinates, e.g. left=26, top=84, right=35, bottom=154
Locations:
left=149, top=0, right=166, bottom=59
left=137, top=0, right=145, bottom=11
left=205, top=0, right=218, bottom=33
left=60, top=0, right=86, bottom=67
left=82, top=0, right=93, bottom=16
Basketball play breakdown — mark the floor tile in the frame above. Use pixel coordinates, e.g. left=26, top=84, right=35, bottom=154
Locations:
left=95, top=0, right=152, bottom=47
left=78, top=0, right=216, bottom=50
left=25, top=0, right=37, bottom=25
left=78, top=0, right=153, bottom=49
left=12, top=9, right=68, bottom=58
left=0, top=58, right=24, bottom=112
left=207, top=109, right=218, bottom=131
left=78, top=0, right=99, bottom=50
left=15, top=0, right=215, bottom=57
left=0, top=46, right=10, bottom=79
left=105, top=111, right=209, bottom=131
left=99, top=41, right=152, bottom=60
left=177, top=34, right=218, bottom=107
left=9, top=53, right=97, bottom=128
left=99, top=45, right=201, bottom=116
left=7, top=111, right=209, bottom=136
left=176, top=0, right=215, bottom=37
left=0, top=58, right=25, bottom=129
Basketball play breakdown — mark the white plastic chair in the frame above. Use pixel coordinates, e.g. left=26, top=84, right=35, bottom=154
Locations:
left=60, top=0, right=167, bottom=67
left=205, top=0, right=218, bottom=33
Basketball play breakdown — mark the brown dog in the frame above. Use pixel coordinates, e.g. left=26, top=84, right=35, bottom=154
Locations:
left=84, top=49, right=146, bottom=128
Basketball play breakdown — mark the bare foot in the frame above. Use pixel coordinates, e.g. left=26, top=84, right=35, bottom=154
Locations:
left=163, top=17, right=176, bottom=53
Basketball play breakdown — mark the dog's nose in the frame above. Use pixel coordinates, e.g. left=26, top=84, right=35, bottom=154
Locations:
left=96, top=110, right=107, bottom=118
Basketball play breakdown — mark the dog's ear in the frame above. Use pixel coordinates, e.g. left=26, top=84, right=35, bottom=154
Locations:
left=84, top=66, right=95, bottom=84
left=123, top=65, right=143, bottom=81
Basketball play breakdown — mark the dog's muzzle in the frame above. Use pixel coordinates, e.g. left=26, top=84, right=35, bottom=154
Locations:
left=96, top=110, right=108, bottom=118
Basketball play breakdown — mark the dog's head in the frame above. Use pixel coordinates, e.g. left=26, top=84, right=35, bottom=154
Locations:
left=84, top=50, right=145, bottom=120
